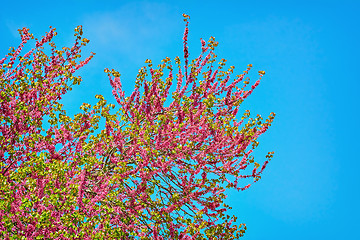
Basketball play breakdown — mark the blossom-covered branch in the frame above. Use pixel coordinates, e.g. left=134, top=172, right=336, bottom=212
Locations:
left=0, top=14, right=275, bottom=239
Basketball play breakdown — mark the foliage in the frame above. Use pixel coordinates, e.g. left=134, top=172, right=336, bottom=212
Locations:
left=0, top=14, right=275, bottom=239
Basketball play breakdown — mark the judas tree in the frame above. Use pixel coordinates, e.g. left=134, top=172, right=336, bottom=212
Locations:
left=0, top=14, right=275, bottom=239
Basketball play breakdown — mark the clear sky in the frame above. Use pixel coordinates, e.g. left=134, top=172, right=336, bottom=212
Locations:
left=1, top=0, right=359, bottom=239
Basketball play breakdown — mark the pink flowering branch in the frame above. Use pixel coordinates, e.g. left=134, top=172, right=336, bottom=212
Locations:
left=0, top=14, right=275, bottom=239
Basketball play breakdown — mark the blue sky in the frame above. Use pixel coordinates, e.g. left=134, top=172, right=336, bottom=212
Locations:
left=1, top=0, right=359, bottom=239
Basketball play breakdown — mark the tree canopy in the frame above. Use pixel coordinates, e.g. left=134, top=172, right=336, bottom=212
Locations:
left=0, top=14, right=275, bottom=239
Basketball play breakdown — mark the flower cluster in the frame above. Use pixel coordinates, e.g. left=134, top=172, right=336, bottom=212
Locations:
left=0, top=15, right=275, bottom=239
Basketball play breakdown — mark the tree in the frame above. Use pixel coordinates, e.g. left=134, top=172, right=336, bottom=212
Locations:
left=0, top=14, right=275, bottom=239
